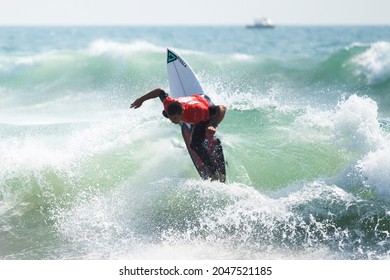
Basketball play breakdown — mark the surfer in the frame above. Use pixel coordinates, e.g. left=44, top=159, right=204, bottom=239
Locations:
left=130, top=88, right=227, bottom=179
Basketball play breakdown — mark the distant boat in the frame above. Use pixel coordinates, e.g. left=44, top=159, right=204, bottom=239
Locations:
left=246, top=18, right=275, bottom=29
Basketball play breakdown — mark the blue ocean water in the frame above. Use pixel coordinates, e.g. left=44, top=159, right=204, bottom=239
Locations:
left=0, top=26, right=390, bottom=259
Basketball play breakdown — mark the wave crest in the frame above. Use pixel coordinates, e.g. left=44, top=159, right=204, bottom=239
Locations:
left=351, top=41, right=390, bottom=85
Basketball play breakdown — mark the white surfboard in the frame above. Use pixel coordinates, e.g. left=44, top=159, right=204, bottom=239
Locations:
left=167, top=49, right=204, bottom=98
left=166, top=49, right=226, bottom=182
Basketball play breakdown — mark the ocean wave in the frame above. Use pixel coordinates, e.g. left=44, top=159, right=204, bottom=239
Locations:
left=2, top=39, right=390, bottom=107
left=2, top=92, right=390, bottom=259
left=293, top=93, right=390, bottom=203
left=0, top=41, right=214, bottom=96
left=351, top=41, right=390, bottom=85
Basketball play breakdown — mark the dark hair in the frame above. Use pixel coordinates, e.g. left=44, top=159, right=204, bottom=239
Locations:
left=167, top=101, right=183, bottom=116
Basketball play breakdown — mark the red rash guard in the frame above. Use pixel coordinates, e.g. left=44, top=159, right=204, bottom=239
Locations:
left=163, top=94, right=211, bottom=124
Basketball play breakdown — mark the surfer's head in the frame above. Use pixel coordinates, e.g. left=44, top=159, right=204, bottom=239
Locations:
left=166, top=101, right=183, bottom=124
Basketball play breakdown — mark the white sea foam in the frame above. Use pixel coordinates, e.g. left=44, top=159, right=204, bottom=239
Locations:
left=290, top=94, right=389, bottom=199
left=0, top=52, right=73, bottom=72
left=0, top=111, right=146, bottom=178
left=292, top=94, right=385, bottom=151
left=330, top=95, right=390, bottom=198
left=51, top=178, right=360, bottom=259
left=352, top=41, right=390, bottom=85
left=356, top=145, right=390, bottom=199
left=231, top=53, right=253, bottom=61
left=331, top=94, right=384, bottom=153
left=87, top=40, right=163, bottom=57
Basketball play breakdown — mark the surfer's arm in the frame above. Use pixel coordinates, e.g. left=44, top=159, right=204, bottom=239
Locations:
left=206, top=105, right=227, bottom=137
left=210, top=105, right=227, bottom=128
left=130, top=88, right=165, bottom=109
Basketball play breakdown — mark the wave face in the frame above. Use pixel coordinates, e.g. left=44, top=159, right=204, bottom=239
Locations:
left=1, top=26, right=390, bottom=260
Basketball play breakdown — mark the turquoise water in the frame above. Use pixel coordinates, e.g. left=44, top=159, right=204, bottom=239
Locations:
left=1, top=26, right=390, bottom=259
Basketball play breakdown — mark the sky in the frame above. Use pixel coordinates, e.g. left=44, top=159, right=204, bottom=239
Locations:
left=1, top=0, right=389, bottom=26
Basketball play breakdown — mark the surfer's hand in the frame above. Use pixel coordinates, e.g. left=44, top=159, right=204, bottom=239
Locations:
left=206, top=126, right=216, bottom=137
left=130, top=98, right=143, bottom=109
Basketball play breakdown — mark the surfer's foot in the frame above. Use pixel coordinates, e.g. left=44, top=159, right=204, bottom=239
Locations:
left=210, top=170, right=225, bottom=182
left=210, top=172, right=219, bottom=181
left=219, top=172, right=226, bottom=183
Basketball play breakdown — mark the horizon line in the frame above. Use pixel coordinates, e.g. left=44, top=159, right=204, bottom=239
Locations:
left=1, top=23, right=389, bottom=27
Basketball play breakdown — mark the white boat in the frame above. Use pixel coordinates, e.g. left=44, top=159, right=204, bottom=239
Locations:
left=246, top=18, right=275, bottom=29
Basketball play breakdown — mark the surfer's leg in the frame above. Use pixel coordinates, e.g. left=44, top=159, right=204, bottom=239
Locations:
left=190, top=123, right=217, bottom=174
